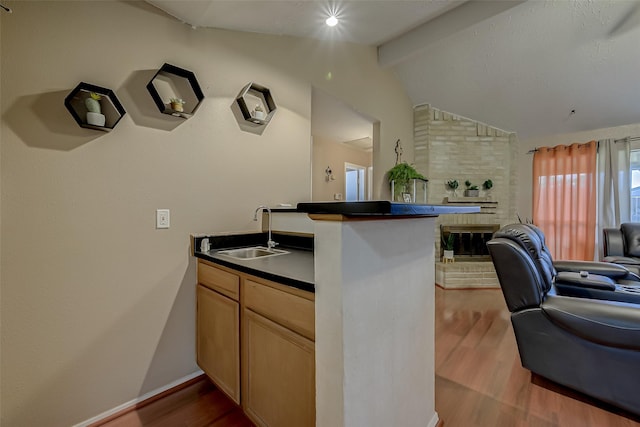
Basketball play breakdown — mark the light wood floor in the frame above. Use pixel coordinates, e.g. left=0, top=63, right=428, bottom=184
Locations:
left=99, top=287, right=640, bottom=427
left=434, top=287, right=640, bottom=427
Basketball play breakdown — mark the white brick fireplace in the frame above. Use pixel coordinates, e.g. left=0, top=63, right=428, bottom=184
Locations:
left=414, top=105, right=519, bottom=288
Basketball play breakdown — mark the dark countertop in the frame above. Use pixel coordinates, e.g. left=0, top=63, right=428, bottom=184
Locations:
left=193, top=232, right=314, bottom=293
left=296, top=201, right=480, bottom=216
left=192, top=201, right=479, bottom=291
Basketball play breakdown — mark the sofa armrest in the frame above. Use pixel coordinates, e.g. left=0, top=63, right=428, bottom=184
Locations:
left=555, top=271, right=616, bottom=290
left=603, top=227, right=625, bottom=257
left=553, top=260, right=635, bottom=279
left=603, top=256, right=640, bottom=265
left=542, top=295, right=640, bottom=350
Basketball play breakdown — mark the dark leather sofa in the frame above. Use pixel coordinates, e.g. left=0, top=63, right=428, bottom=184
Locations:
left=603, top=223, right=640, bottom=275
left=487, top=223, right=640, bottom=416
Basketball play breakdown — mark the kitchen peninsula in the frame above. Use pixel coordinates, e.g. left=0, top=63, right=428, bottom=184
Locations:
left=194, top=201, right=480, bottom=427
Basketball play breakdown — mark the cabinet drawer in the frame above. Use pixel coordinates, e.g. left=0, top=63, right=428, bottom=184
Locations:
left=244, top=279, right=315, bottom=341
left=198, top=261, right=240, bottom=301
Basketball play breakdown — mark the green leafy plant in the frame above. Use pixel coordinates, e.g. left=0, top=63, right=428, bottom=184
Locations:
left=387, top=162, right=426, bottom=201
left=483, top=179, right=493, bottom=190
left=465, top=180, right=479, bottom=191
left=387, top=162, right=426, bottom=184
left=169, top=98, right=185, bottom=104
left=442, top=233, right=455, bottom=251
left=446, top=179, right=459, bottom=190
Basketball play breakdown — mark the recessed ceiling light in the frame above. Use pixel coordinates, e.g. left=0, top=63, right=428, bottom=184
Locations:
left=326, top=15, right=338, bottom=27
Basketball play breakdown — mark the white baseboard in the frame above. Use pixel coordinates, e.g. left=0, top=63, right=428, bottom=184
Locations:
left=72, top=369, right=205, bottom=427
left=427, top=411, right=440, bottom=427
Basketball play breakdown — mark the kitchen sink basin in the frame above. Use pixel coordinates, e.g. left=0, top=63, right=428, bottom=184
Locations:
left=217, top=246, right=289, bottom=260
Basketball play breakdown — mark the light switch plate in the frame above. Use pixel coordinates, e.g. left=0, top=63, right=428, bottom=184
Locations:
left=156, top=209, right=170, bottom=229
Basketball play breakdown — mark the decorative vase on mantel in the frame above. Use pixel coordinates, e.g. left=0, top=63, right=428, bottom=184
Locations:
left=464, top=180, right=479, bottom=197
left=85, top=92, right=105, bottom=127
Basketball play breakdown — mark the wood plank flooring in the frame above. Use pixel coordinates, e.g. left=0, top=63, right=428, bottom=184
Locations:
left=98, top=287, right=640, bottom=426
left=94, top=380, right=253, bottom=427
left=435, top=287, right=640, bottom=427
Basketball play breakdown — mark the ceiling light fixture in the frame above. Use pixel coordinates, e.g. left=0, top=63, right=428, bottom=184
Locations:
left=326, top=15, right=338, bottom=27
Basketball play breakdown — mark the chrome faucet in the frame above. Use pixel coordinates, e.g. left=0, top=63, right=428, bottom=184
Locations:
left=254, top=205, right=277, bottom=249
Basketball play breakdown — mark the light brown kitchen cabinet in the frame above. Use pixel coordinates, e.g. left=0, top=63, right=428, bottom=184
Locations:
left=242, top=277, right=315, bottom=427
left=242, top=309, right=315, bottom=427
left=196, top=259, right=315, bottom=426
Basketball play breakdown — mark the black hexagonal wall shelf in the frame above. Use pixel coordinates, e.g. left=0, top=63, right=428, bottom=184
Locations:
left=235, top=82, right=277, bottom=126
left=64, top=82, right=126, bottom=132
left=146, top=63, right=205, bottom=119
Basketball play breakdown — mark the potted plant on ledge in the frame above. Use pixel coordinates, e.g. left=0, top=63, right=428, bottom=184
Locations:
left=386, top=162, right=427, bottom=202
left=464, top=180, right=479, bottom=197
left=447, top=179, right=459, bottom=197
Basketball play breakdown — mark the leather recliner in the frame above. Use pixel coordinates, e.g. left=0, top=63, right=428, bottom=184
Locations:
left=487, top=223, right=640, bottom=416
left=603, top=223, right=640, bottom=275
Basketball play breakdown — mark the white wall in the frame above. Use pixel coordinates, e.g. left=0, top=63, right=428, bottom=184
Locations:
left=517, top=123, right=640, bottom=220
left=0, top=2, right=414, bottom=425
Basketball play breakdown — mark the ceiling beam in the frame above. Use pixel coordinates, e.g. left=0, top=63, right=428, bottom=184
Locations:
left=377, top=0, right=526, bottom=68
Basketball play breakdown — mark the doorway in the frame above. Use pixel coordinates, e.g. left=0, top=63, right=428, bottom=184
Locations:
left=311, top=88, right=377, bottom=201
left=345, top=163, right=366, bottom=201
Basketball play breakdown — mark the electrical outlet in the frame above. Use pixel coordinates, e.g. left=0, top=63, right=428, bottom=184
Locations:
left=334, top=193, right=343, bottom=200
left=156, top=209, right=170, bottom=229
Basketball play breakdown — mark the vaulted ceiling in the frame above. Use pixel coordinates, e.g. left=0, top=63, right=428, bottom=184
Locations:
left=146, top=0, right=640, bottom=141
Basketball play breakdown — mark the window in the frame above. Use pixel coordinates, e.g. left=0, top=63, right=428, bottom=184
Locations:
left=631, top=149, right=640, bottom=222
left=533, top=141, right=597, bottom=260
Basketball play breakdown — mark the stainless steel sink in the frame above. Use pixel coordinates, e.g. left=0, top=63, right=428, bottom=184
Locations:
left=217, top=246, right=289, bottom=260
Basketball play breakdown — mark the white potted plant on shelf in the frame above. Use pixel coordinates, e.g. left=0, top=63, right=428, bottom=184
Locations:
left=464, top=180, right=479, bottom=197
left=252, top=104, right=266, bottom=120
left=85, top=92, right=105, bottom=126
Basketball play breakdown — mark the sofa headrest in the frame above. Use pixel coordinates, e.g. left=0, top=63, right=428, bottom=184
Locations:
left=493, top=224, right=555, bottom=292
left=621, top=223, right=640, bottom=258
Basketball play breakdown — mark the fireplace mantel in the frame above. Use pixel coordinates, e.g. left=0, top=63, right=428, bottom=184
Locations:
left=443, top=197, right=498, bottom=214
left=443, top=196, right=497, bottom=204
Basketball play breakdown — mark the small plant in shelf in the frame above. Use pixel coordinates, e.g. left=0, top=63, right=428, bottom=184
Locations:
left=169, top=98, right=185, bottom=112
left=464, top=180, right=479, bottom=197
left=252, top=104, right=266, bottom=120
left=86, top=92, right=102, bottom=109
left=85, top=92, right=105, bottom=127
left=483, top=179, right=493, bottom=191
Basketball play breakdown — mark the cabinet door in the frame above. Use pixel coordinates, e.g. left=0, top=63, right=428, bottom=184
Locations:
left=243, top=309, right=315, bottom=427
left=197, top=284, right=240, bottom=404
